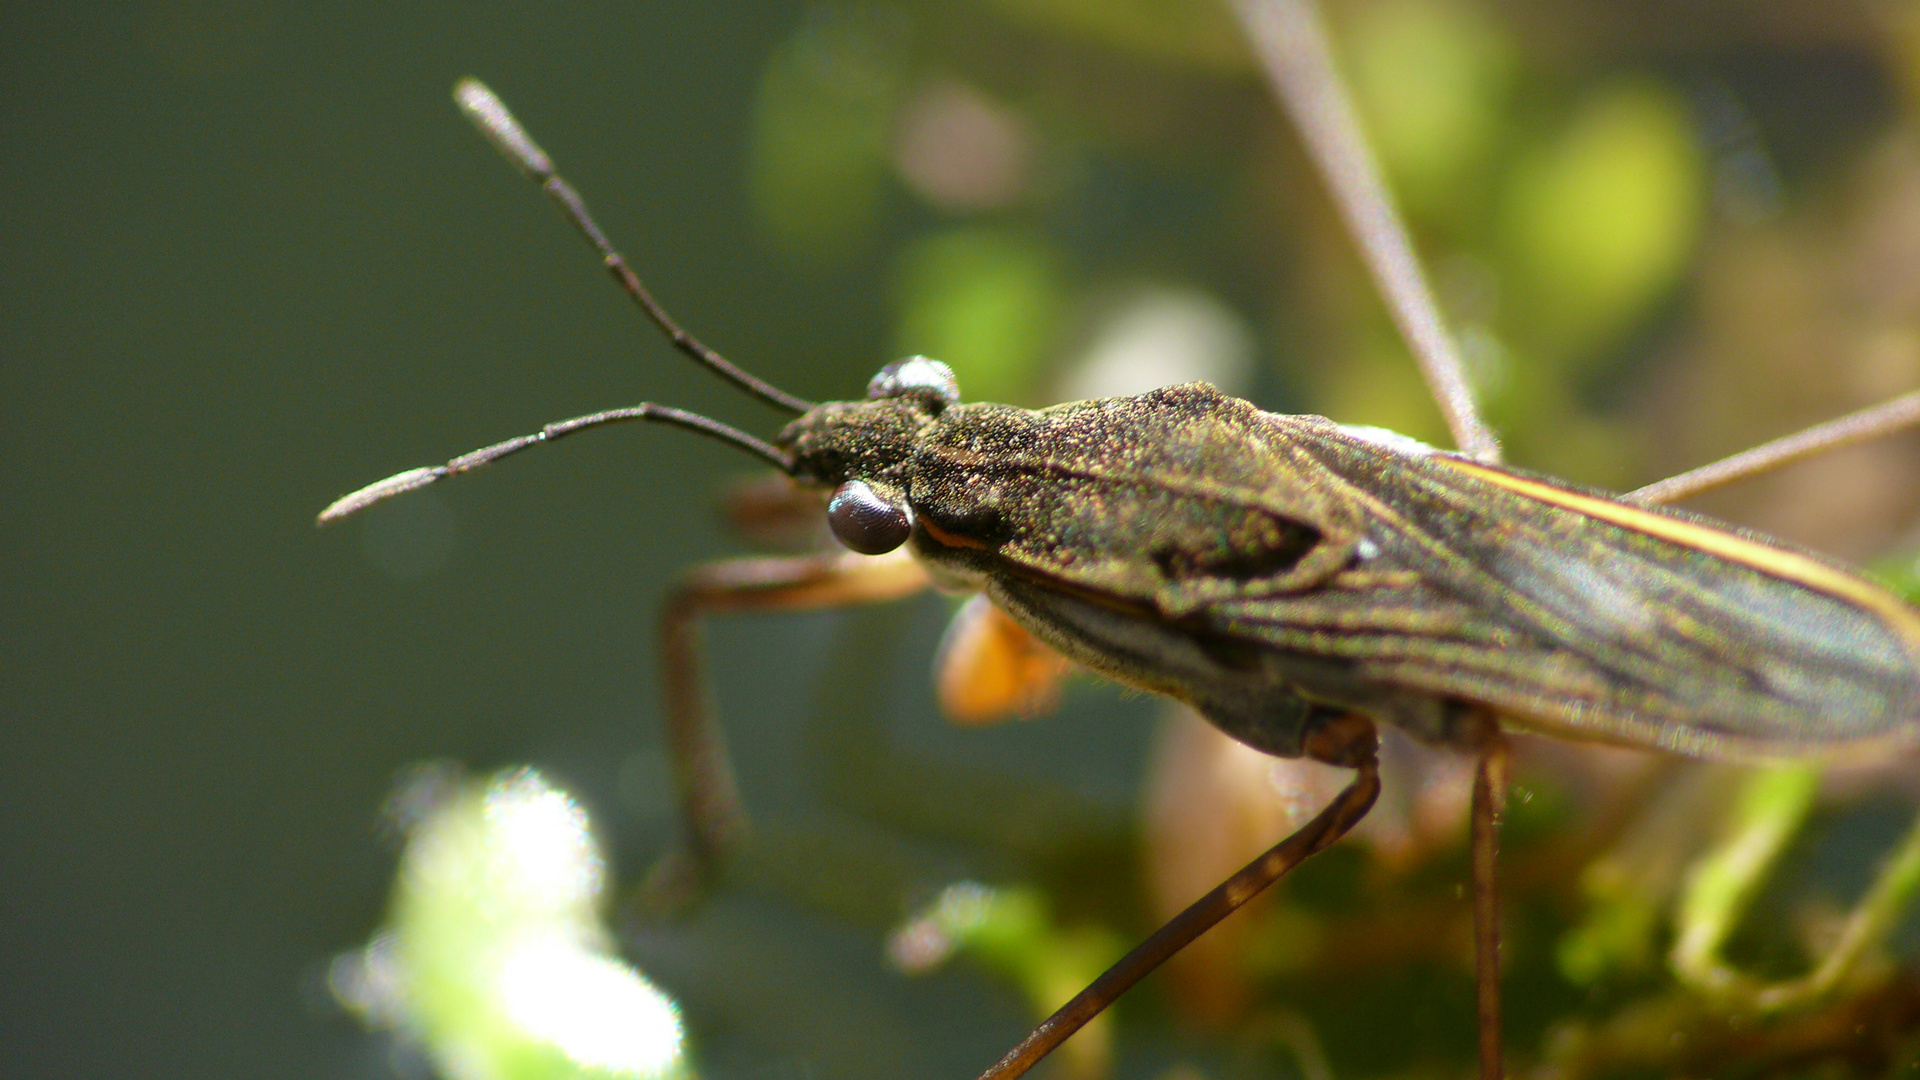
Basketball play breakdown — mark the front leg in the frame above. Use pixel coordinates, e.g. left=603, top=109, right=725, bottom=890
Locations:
left=641, top=548, right=931, bottom=913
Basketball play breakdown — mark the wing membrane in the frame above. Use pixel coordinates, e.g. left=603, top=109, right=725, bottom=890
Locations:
left=1208, top=417, right=1920, bottom=760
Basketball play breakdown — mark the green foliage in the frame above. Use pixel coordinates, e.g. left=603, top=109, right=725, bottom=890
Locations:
left=978, top=0, right=1252, bottom=73
left=1343, top=0, right=1515, bottom=223
left=1496, top=78, right=1706, bottom=361
left=335, top=769, right=689, bottom=1080
left=747, top=6, right=910, bottom=262
left=890, top=227, right=1069, bottom=405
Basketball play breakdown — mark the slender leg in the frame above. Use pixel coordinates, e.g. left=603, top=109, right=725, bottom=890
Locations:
left=976, top=718, right=1380, bottom=1080
left=1471, top=736, right=1510, bottom=1080
left=1229, top=0, right=1497, bottom=464
left=639, top=548, right=930, bottom=913
left=1626, top=390, right=1920, bottom=506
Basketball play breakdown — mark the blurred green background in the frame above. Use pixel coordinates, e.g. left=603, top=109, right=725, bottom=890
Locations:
left=7, top=1, right=1920, bottom=1078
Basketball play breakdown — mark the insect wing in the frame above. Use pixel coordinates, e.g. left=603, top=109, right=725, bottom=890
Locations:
left=1209, top=416, right=1920, bottom=761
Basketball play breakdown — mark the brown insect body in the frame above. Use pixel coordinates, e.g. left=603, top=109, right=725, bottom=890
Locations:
left=782, top=376, right=1920, bottom=766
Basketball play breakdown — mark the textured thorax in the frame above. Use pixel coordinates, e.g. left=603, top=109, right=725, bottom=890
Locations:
left=778, top=397, right=934, bottom=491
left=905, top=384, right=1366, bottom=615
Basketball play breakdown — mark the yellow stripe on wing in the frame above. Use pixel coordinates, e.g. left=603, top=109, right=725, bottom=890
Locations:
left=1436, top=457, right=1920, bottom=656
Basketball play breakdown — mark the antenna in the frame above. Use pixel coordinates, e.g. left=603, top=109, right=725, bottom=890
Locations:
left=453, top=78, right=814, bottom=415
left=318, top=403, right=794, bottom=525
left=317, top=80, right=819, bottom=526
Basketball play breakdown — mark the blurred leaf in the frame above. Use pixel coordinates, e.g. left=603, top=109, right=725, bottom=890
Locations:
left=1311, top=324, right=1454, bottom=447
left=1671, top=764, right=1822, bottom=996
left=1879, top=550, right=1920, bottom=605
left=334, top=768, right=689, bottom=1080
left=748, top=5, right=912, bottom=263
left=1559, top=889, right=1661, bottom=986
left=892, top=226, right=1069, bottom=404
left=1497, top=77, right=1706, bottom=362
left=891, top=882, right=1122, bottom=1080
left=978, top=0, right=1250, bottom=74
left=1342, top=0, right=1514, bottom=223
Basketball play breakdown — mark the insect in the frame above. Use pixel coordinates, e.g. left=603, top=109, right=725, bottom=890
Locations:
left=322, top=8, right=1920, bottom=1078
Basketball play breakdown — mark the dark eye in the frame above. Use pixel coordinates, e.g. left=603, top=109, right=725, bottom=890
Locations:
left=827, top=480, right=914, bottom=555
left=866, top=356, right=960, bottom=407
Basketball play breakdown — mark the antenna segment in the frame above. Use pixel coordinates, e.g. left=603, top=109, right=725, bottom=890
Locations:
left=454, top=78, right=814, bottom=415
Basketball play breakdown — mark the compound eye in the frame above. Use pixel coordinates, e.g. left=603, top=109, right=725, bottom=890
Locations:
left=866, top=356, right=960, bottom=407
left=827, top=480, right=914, bottom=555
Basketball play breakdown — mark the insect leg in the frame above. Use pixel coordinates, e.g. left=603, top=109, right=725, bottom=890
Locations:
left=1230, top=0, right=1498, bottom=463
left=1471, top=735, right=1511, bottom=1080
left=1625, top=390, right=1920, bottom=506
left=974, top=715, right=1381, bottom=1080
left=638, top=548, right=931, bottom=914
